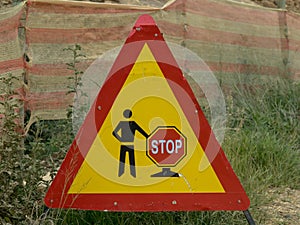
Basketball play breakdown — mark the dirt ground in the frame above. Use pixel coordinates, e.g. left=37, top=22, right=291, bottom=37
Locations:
left=0, top=0, right=300, bottom=13
left=1, top=0, right=300, bottom=13
left=124, top=0, right=300, bottom=13
left=250, top=0, right=300, bottom=12
left=121, top=0, right=300, bottom=13
left=263, top=188, right=300, bottom=225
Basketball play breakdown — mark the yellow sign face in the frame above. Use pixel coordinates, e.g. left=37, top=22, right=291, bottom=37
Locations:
left=68, top=44, right=225, bottom=194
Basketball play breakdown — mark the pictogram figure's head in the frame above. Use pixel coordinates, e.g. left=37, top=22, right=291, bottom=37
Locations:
left=123, top=109, right=132, bottom=118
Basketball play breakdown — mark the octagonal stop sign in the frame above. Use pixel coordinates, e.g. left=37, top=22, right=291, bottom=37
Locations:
left=147, top=126, right=187, bottom=167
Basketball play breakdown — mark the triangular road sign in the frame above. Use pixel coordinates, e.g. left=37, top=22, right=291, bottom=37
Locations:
left=44, top=14, right=250, bottom=211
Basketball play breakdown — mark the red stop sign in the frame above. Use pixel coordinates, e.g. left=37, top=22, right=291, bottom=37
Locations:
left=146, top=126, right=186, bottom=167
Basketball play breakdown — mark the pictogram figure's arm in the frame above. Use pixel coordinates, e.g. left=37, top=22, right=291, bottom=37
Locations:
left=112, top=123, right=123, bottom=141
left=132, top=121, right=149, bottom=138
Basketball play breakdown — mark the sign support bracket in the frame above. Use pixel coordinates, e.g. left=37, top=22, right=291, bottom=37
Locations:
left=243, top=209, right=256, bottom=225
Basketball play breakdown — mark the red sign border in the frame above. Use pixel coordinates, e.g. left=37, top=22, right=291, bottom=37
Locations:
left=44, top=14, right=250, bottom=211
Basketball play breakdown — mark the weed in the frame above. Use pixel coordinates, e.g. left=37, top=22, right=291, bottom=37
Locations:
left=63, top=44, right=86, bottom=119
left=0, top=74, right=31, bottom=224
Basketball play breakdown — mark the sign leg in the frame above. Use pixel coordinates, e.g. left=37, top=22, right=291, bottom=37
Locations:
left=243, top=210, right=256, bottom=225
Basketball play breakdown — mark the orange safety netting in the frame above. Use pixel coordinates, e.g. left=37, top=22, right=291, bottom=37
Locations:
left=0, top=0, right=300, bottom=122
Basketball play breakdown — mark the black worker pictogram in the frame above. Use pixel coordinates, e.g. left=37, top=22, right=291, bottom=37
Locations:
left=112, top=109, right=149, bottom=177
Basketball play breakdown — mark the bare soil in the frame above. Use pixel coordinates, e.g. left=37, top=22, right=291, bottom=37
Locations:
left=121, top=0, right=300, bottom=13
left=1, top=0, right=300, bottom=13
left=251, top=0, right=300, bottom=13
left=263, top=188, right=300, bottom=225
